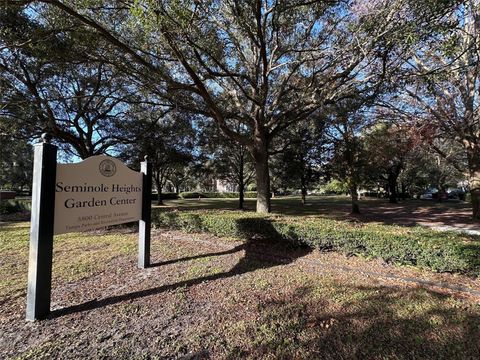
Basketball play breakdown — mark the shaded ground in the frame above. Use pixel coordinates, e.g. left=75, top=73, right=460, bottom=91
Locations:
left=159, top=196, right=480, bottom=233
left=3, top=195, right=477, bottom=233
left=1, top=223, right=480, bottom=359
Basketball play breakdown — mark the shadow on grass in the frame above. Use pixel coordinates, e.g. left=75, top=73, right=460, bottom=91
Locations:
left=148, top=245, right=245, bottom=268
left=0, top=223, right=30, bottom=231
left=237, top=284, right=480, bottom=359
left=50, top=217, right=311, bottom=319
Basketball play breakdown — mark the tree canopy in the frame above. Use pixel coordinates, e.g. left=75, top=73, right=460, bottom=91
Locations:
left=1, top=0, right=477, bottom=219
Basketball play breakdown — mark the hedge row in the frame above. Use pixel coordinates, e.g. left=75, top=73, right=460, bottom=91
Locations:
left=150, top=192, right=258, bottom=200
left=152, top=192, right=179, bottom=200
left=0, top=199, right=31, bottom=215
left=152, top=210, right=480, bottom=275
left=179, top=191, right=257, bottom=199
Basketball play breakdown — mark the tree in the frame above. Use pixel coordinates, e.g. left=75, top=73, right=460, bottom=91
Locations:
left=0, top=4, right=148, bottom=158
left=321, top=179, right=350, bottom=195
left=271, top=119, right=326, bottom=205
left=167, top=166, right=192, bottom=194
left=399, top=140, right=466, bottom=199
left=363, top=122, right=417, bottom=203
left=120, top=112, right=195, bottom=205
left=0, top=132, right=33, bottom=191
left=326, top=100, right=374, bottom=214
left=199, top=120, right=254, bottom=209
left=34, top=0, right=408, bottom=213
left=383, top=1, right=480, bottom=219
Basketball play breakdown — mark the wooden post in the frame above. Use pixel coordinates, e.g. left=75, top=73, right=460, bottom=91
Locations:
left=138, top=156, right=152, bottom=268
left=26, top=134, right=57, bottom=321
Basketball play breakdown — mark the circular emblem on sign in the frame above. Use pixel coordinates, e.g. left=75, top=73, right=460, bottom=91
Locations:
left=99, top=159, right=116, bottom=177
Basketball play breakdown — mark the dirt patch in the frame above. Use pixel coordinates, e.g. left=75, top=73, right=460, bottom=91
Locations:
left=1, top=229, right=480, bottom=359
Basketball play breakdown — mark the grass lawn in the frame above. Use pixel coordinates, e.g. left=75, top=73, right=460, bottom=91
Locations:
left=157, top=195, right=478, bottom=229
left=0, top=222, right=137, bottom=301
left=1, top=221, right=480, bottom=359
left=156, top=195, right=366, bottom=214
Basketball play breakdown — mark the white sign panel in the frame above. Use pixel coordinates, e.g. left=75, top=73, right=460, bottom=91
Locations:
left=54, top=156, right=143, bottom=234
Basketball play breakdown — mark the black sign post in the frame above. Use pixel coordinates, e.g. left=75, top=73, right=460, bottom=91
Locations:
left=138, top=156, right=152, bottom=268
left=26, top=134, right=57, bottom=321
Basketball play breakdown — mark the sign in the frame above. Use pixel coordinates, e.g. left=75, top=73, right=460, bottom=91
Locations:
left=54, top=155, right=143, bottom=234
left=26, top=136, right=151, bottom=321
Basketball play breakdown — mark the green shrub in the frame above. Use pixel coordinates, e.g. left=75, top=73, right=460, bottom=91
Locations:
left=203, top=192, right=237, bottom=198
left=152, top=192, right=179, bottom=200
left=0, top=201, right=18, bottom=215
left=151, top=209, right=480, bottom=275
left=319, top=179, right=349, bottom=195
left=0, top=199, right=31, bottom=215
left=179, top=192, right=206, bottom=199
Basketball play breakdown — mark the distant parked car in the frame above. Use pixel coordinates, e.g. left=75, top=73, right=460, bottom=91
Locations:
left=448, top=189, right=466, bottom=200
left=419, top=192, right=433, bottom=200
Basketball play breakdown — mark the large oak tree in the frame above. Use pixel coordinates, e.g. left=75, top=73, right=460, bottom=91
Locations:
left=30, top=0, right=408, bottom=212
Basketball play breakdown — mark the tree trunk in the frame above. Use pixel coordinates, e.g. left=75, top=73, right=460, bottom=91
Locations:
left=238, top=155, right=245, bottom=210
left=350, top=184, right=360, bottom=214
left=388, top=174, right=398, bottom=204
left=401, top=182, right=407, bottom=200
left=254, top=156, right=271, bottom=213
left=239, top=182, right=245, bottom=210
left=437, top=181, right=447, bottom=203
left=251, top=130, right=271, bottom=213
left=155, top=177, right=163, bottom=206
left=387, top=163, right=402, bottom=204
left=301, top=176, right=307, bottom=206
left=467, top=150, right=480, bottom=220
left=471, top=187, right=480, bottom=220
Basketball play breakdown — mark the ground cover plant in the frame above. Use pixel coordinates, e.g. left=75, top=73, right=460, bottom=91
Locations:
left=1, top=221, right=480, bottom=359
left=152, top=209, right=480, bottom=276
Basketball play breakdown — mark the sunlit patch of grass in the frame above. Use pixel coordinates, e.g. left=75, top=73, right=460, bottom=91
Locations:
left=0, top=222, right=137, bottom=299
left=14, top=340, right=65, bottom=360
left=195, top=269, right=480, bottom=359
left=184, top=256, right=228, bottom=280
